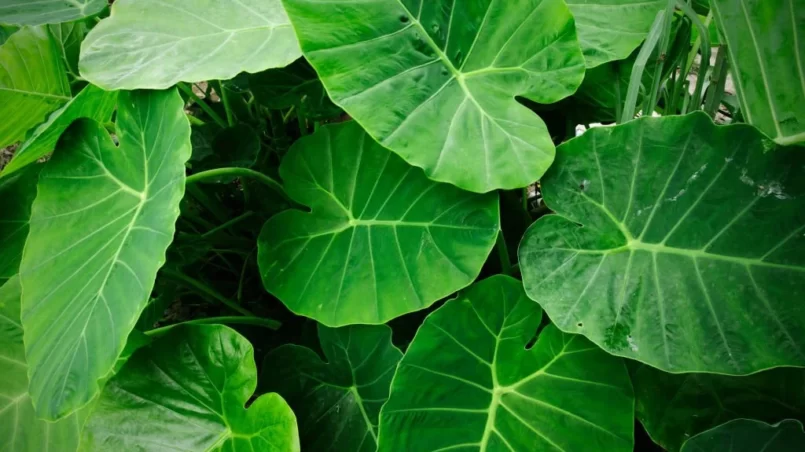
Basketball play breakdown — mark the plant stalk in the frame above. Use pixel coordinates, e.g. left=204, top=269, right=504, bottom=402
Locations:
left=186, top=167, right=291, bottom=203
left=621, top=9, right=667, bottom=123
left=677, top=0, right=711, bottom=109
left=496, top=231, right=512, bottom=276
left=177, top=83, right=227, bottom=129
left=145, top=315, right=280, bottom=337
left=160, top=268, right=254, bottom=317
left=704, top=45, right=729, bottom=117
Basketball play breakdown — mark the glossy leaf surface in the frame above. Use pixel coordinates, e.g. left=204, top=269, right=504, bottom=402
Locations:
left=0, top=165, right=40, bottom=285
left=20, top=89, right=191, bottom=420
left=79, top=0, right=301, bottom=90
left=81, top=325, right=300, bottom=452
left=0, top=0, right=106, bottom=26
left=0, top=25, right=69, bottom=148
left=258, top=121, right=499, bottom=326
left=283, top=0, right=585, bottom=193
left=711, top=0, right=805, bottom=145
left=379, top=275, right=634, bottom=451
left=2, top=84, right=118, bottom=176
left=681, top=419, right=805, bottom=452
left=633, top=363, right=805, bottom=451
left=520, top=113, right=805, bottom=374
left=566, top=0, right=664, bottom=68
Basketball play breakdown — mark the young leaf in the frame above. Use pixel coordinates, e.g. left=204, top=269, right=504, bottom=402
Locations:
left=249, top=58, right=342, bottom=121
left=0, top=164, right=40, bottom=286
left=0, top=0, right=106, bottom=26
left=261, top=325, right=403, bottom=451
left=79, top=0, right=301, bottom=90
left=378, top=275, right=634, bottom=451
left=711, top=0, right=805, bottom=145
left=680, top=419, right=805, bottom=452
left=519, top=112, right=805, bottom=375
left=565, top=0, right=665, bottom=68
left=0, top=25, right=69, bottom=148
left=282, top=0, right=585, bottom=193
left=2, top=84, right=118, bottom=176
left=0, top=276, right=89, bottom=452
left=257, top=121, right=500, bottom=326
left=633, top=364, right=805, bottom=451
left=81, top=325, right=301, bottom=452
left=20, top=89, right=191, bottom=421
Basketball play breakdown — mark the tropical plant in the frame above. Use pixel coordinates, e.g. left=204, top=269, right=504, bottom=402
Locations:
left=0, top=0, right=803, bottom=451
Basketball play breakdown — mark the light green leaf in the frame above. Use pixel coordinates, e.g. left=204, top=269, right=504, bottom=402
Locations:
left=2, top=84, right=118, bottom=177
left=0, top=276, right=89, bottom=452
left=0, top=164, right=40, bottom=286
left=0, top=0, right=106, bottom=26
left=249, top=58, right=342, bottom=120
left=262, top=325, right=403, bottom=451
left=79, top=0, right=301, bottom=90
left=566, top=0, right=665, bottom=68
left=81, top=324, right=300, bottom=452
left=20, top=89, right=191, bottom=421
left=378, top=275, right=634, bottom=451
left=519, top=112, right=805, bottom=375
left=282, top=0, right=585, bottom=193
left=257, top=121, right=499, bottom=326
left=0, top=25, right=70, bottom=148
left=711, top=0, right=805, bottom=145
left=681, top=419, right=805, bottom=452
left=633, top=364, right=805, bottom=451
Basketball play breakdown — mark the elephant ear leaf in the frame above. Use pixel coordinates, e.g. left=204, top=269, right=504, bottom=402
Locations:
left=281, top=0, right=586, bottom=193
left=20, top=89, right=191, bottom=420
left=81, top=325, right=300, bottom=452
left=0, top=0, right=107, bottom=26
left=681, top=419, right=805, bottom=452
left=378, top=275, right=634, bottom=452
left=519, top=112, right=805, bottom=375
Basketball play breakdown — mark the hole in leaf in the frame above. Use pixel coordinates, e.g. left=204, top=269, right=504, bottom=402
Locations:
left=399, top=15, right=409, bottom=23
left=576, top=322, right=583, bottom=328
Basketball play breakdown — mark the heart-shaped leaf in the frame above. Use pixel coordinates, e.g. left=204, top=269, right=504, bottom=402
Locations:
left=20, top=89, right=191, bottom=420
left=519, top=112, right=805, bottom=374
left=0, top=25, right=69, bottom=148
left=0, top=0, right=106, bottom=26
left=681, top=419, right=805, bottom=452
left=378, top=275, right=634, bottom=451
left=257, top=121, right=499, bottom=326
left=79, top=0, right=301, bottom=90
left=282, top=0, right=585, bottom=193
left=633, top=363, right=805, bottom=451
left=2, top=84, right=118, bottom=176
left=0, top=164, right=40, bottom=286
left=261, top=325, right=402, bottom=451
left=711, top=0, right=805, bottom=145
left=81, top=325, right=300, bottom=452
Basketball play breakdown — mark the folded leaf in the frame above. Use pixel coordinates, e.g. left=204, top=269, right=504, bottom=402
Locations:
left=258, top=121, right=499, bottom=326
left=519, top=112, right=805, bottom=374
left=681, top=419, right=805, bottom=452
left=282, top=0, right=585, bottom=193
left=262, top=325, right=402, bottom=451
left=378, top=275, right=634, bottom=451
left=711, top=0, right=805, bottom=145
left=81, top=325, right=300, bottom=452
left=79, top=0, right=301, bottom=90
left=0, top=0, right=106, bottom=26
left=0, top=164, right=40, bottom=285
left=21, top=89, right=191, bottom=420
left=0, top=25, right=69, bottom=148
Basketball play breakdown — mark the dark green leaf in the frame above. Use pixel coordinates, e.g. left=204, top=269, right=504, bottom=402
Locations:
left=519, top=112, right=805, bottom=374
left=258, top=121, right=499, bottom=326
left=81, top=324, right=300, bottom=452
left=190, top=123, right=260, bottom=172
left=0, top=164, right=40, bottom=285
left=681, top=419, right=805, bottom=452
left=379, top=275, right=634, bottom=451
left=262, top=325, right=402, bottom=451
left=249, top=58, right=342, bottom=120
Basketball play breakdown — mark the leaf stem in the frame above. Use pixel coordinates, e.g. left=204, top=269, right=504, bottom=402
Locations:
left=217, top=81, right=236, bottom=127
left=160, top=268, right=255, bottom=317
left=622, top=9, right=667, bottom=123
left=677, top=0, right=711, bottom=109
left=144, top=315, right=280, bottom=337
left=186, top=167, right=290, bottom=203
left=496, top=231, right=512, bottom=276
left=704, top=45, right=729, bottom=117
left=177, top=83, right=227, bottom=129
left=201, top=211, right=255, bottom=239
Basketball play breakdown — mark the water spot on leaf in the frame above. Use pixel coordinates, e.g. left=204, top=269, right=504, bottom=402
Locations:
left=688, top=164, right=707, bottom=183
left=666, top=189, right=685, bottom=202
left=431, top=23, right=440, bottom=34
left=627, top=335, right=638, bottom=352
left=757, top=181, right=790, bottom=199
left=740, top=169, right=755, bottom=186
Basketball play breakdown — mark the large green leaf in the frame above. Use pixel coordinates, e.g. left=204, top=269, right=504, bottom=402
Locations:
left=0, top=25, right=69, bottom=148
left=79, top=0, right=301, bottom=90
left=519, top=112, right=805, bottom=375
left=566, top=0, right=665, bottom=68
left=633, top=364, right=805, bottom=451
left=262, top=325, right=403, bottom=451
left=282, top=0, right=585, bottom=193
left=20, top=89, right=191, bottom=421
left=0, top=0, right=106, bottom=26
left=0, top=276, right=88, bottom=452
left=378, top=275, right=634, bottom=451
left=258, top=121, right=499, bottom=326
left=249, top=58, right=342, bottom=121
left=0, top=164, right=40, bottom=286
left=681, top=419, right=805, bottom=452
left=81, top=324, right=300, bottom=452
left=711, top=0, right=805, bottom=145
left=2, top=84, right=118, bottom=176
